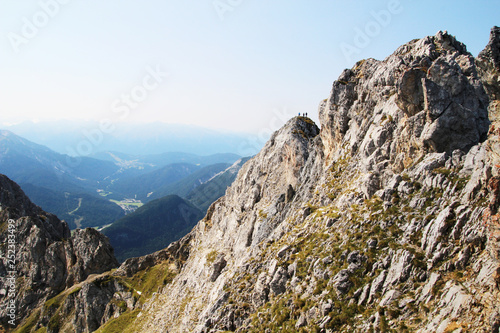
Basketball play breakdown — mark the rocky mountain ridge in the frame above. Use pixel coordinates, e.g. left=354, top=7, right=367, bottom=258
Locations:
left=0, top=174, right=118, bottom=330
left=5, top=27, right=500, bottom=332
left=133, top=27, right=500, bottom=332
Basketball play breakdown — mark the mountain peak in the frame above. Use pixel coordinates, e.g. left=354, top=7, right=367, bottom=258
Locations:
left=477, top=26, right=500, bottom=102
left=320, top=29, right=489, bottom=166
left=272, top=116, right=320, bottom=143
left=0, top=174, right=39, bottom=218
left=390, top=30, right=469, bottom=63
left=479, top=26, right=500, bottom=71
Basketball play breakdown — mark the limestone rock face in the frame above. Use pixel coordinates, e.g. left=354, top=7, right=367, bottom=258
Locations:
left=129, top=29, right=499, bottom=333
left=10, top=28, right=500, bottom=333
left=0, top=174, right=118, bottom=328
left=320, top=30, right=489, bottom=171
left=69, top=228, right=119, bottom=282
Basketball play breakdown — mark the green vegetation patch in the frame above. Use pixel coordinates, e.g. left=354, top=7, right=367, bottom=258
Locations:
left=206, top=250, right=218, bottom=265
left=95, top=309, right=140, bottom=333
left=13, top=309, right=40, bottom=333
left=118, top=261, right=177, bottom=303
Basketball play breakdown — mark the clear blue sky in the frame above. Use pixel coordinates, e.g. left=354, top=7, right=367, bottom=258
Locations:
left=0, top=0, right=498, bottom=133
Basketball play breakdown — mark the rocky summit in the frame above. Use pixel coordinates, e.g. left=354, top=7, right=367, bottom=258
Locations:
left=4, top=27, right=500, bottom=332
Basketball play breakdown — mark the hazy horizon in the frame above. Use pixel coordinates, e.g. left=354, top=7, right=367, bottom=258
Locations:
left=1, top=119, right=263, bottom=156
left=1, top=1, right=499, bottom=136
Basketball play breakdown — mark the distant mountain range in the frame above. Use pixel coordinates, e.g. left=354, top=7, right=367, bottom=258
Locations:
left=0, top=129, right=125, bottom=228
left=21, top=183, right=125, bottom=229
left=186, top=157, right=251, bottom=212
left=101, top=195, right=203, bottom=262
left=96, top=155, right=241, bottom=202
left=0, top=129, right=247, bottom=233
left=91, top=150, right=241, bottom=167
left=0, top=129, right=119, bottom=193
left=140, top=163, right=232, bottom=201
left=2, top=120, right=261, bottom=156
left=100, top=157, right=250, bottom=260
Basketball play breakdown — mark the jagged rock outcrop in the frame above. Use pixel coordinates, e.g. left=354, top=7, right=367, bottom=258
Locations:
left=478, top=26, right=500, bottom=100
left=13, top=27, right=500, bottom=333
left=321, top=30, right=489, bottom=171
left=8, top=225, right=189, bottom=333
left=0, top=174, right=118, bottom=330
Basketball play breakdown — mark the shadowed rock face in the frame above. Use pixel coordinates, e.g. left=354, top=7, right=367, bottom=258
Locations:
left=320, top=30, right=489, bottom=162
left=479, top=26, right=500, bottom=72
left=478, top=26, right=500, bottom=106
left=0, top=174, right=118, bottom=328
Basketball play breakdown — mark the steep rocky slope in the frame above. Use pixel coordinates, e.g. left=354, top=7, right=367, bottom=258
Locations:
left=186, top=157, right=252, bottom=213
left=13, top=27, right=500, bottom=333
left=0, top=174, right=118, bottom=330
left=132, top=28, right=500, bottom=333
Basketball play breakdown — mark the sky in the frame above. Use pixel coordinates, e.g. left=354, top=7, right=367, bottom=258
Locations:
left=0, top=0, right=499, bottom=135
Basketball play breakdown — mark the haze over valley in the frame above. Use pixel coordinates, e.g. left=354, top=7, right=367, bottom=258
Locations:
left=0, top=128, right=248, bottom=261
